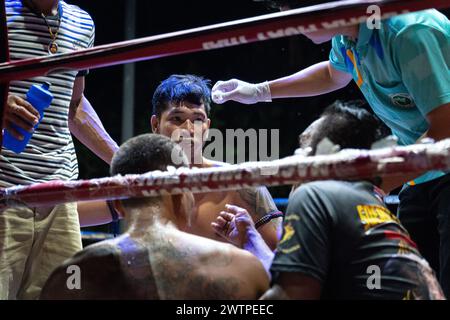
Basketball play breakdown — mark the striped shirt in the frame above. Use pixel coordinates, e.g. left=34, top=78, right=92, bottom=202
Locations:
left=1, top=0, right=95, bottom=187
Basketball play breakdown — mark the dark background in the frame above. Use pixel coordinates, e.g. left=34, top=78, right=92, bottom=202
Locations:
left=74, top=0, right=366, bottom=179
left=70, top=1, right=449, bottom=232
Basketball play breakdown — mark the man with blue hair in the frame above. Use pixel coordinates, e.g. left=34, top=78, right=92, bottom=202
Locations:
left=150, top=74, right=282, bottom=250
left=78, top=74, right=282, bottom=250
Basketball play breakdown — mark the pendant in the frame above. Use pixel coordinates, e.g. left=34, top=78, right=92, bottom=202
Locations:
left=48, top=41, right=58, bottom=54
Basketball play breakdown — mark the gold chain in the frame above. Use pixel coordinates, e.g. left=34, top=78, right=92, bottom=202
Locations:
left=40, top=11, right=61, bottom=42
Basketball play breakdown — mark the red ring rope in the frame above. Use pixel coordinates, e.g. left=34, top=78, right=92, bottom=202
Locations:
left=1, top=0, right=450, bottom=208
left=0, top=0, right=448, bottom=82
left=1, top=139, right=450, bottom=208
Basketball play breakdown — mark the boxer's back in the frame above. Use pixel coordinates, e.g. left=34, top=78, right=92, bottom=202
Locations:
left=40, top=236, right=158, bottom=299
left=148, top=228, right=268, bottom=299
left=41, top=231, right=268, bottom=299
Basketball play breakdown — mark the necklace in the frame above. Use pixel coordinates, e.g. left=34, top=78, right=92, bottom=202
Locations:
left=41, top=9, right=61, bottom=54
left=24, top=1, right=62, bottom=54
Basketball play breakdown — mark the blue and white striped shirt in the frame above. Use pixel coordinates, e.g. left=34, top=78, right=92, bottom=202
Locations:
left=1, top=0, right=95, bottom=187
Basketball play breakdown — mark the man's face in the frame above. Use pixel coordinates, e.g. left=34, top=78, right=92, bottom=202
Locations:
left=151, top=101, right=211, bottom=163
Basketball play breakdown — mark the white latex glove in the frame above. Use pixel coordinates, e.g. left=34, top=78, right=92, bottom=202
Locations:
left=211, top=79, right=272, bottom=104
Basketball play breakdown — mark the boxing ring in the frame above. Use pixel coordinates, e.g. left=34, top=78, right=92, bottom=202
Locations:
left=1, top=0, right=450, bottom=209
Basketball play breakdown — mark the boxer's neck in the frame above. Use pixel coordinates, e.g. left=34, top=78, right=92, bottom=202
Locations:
left=126, top=198, right=187, bottom=239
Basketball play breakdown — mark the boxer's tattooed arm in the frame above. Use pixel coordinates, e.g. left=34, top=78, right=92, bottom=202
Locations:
left=237, top=186, right=282, bottom=230
left=237, top=187, right=274, bottom=217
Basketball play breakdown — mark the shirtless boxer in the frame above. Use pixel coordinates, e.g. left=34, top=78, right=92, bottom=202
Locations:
left=78, top=75, right=282, bottom=250
left=40, top=134, right=269, bottom=299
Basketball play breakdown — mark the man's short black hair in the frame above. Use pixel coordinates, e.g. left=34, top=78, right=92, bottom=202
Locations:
left=152, top=74, right=212, bottom=118
left=111, top=133, right=188, bottom=176
left=310, top=100, right=391, bottom=154
left=111, top=134, right=188, bottom=208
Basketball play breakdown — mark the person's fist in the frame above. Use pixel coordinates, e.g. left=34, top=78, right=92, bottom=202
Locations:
left=211, top=79, right=271, bottom=105
left=3, top=95, right=39, bottom=140
left=211, top=204, right=256, bottom=248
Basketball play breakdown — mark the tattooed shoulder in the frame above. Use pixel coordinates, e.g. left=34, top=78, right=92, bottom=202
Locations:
left=150, top=240, right=245, bottom=299
left=237, top=186, right=278, bottom=219
left=187, top=275, right=241, bottom=299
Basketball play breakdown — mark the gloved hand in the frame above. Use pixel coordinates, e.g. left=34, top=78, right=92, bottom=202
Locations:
left=211, top=79, right=272, bottom=104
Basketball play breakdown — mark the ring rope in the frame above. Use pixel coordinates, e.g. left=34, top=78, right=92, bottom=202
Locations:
left=0, top=0, right=448, bottom=83
left=1, top=0, right=450, bottom=208
left=1, top=139, right=450, bottom=208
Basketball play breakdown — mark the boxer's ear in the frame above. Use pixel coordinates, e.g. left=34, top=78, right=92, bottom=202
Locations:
left=150, top=115, right=159, bottom=133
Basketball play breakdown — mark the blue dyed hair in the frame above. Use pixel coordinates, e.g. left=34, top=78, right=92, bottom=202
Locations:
left=152, top=74, right=212, bottom=118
